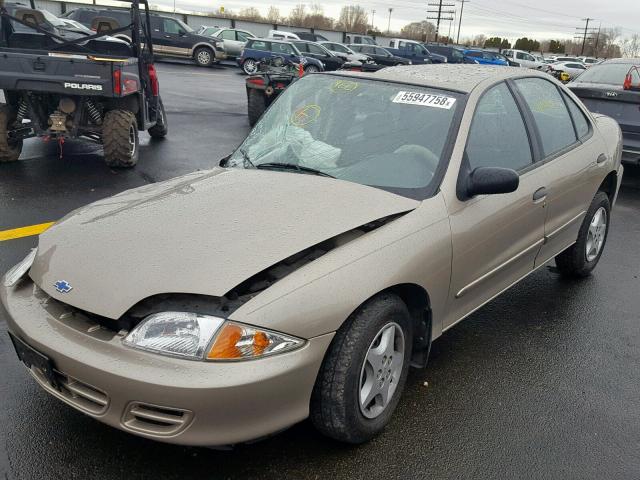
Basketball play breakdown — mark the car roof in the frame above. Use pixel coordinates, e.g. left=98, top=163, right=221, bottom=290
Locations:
left=349, top=64, right=553, bottom=93
left=601, top=57, right=640, bottom=65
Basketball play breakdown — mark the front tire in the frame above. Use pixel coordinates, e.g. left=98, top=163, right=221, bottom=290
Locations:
left=310, top=293, right=413, bottom=444
left=0, top=104, right=23, bottom=163
left=555, top=191, right=611, bottom=277
left=305, top=64, right=320, bottom=73
left=194, top=47, right=214, bottom=67
left=103, top=110, right=139, bottom=168
left=147, top=97, right=168, bottom=138
left=247, top=89, right=266, bottom=127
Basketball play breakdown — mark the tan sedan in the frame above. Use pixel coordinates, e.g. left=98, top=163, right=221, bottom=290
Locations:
left=2, top=65, right=623, bottom=447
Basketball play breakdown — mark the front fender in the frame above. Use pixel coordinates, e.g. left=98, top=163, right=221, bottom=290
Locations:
left=229, top=195, right=452, bottom=340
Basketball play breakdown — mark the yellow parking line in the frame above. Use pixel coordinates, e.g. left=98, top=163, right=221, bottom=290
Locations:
left=0, top=222, right=55, bottom=242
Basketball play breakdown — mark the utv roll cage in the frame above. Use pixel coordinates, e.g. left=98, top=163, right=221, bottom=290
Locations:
left=0, top=0, right=154, bottom=59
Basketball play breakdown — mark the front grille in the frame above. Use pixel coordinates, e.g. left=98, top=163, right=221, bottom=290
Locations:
left=31, top=367, right=109, bottom=415
left=122, top=402, right=193, bottom=436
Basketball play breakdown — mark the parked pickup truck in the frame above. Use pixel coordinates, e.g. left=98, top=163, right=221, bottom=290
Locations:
left=386, top=39, right=447, bottom=64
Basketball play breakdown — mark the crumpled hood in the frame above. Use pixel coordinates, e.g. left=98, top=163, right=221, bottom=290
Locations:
left=30, top=168, right=418, bottom=319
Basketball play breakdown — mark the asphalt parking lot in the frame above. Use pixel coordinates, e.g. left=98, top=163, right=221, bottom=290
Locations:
left=1, top=61, right=639, bottom=480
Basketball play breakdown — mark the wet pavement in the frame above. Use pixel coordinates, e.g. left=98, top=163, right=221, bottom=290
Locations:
left=1, top=63, right=639, bottom=480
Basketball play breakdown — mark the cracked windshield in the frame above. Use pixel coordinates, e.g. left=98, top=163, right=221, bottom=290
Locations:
left=227, top=75, right=462, bottom=197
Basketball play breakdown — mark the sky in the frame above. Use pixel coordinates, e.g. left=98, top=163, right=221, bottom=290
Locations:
left=152, top=0, right=640, bottom=42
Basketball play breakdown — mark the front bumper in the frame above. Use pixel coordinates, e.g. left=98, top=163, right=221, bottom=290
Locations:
left=1, top=280, right=333, bottom=446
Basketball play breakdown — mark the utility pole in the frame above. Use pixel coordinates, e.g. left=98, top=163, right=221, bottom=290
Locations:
left=456, top=0, right=468, bottom=45
left=371, top=9, right=376, bottom=31
left=573, top=18, right=597, bottom=56
left=427, top=1, right=455, bottom=43
left=387, top=8, right=393, bottom=34
left=593, top=21, right=602, bottom=57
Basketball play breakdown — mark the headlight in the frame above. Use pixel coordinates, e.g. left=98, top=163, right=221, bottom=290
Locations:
left=408, top=60, right=412, bottom=65
left=3, top=249, right=36, bottom=287
left=123, top=312, right=303, bottom=361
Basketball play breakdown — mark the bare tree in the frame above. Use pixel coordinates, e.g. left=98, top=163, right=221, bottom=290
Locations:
left=621, top=34, right=640, bottom=58
left=400, top=20, right=436, bottom=42
left=288, top=3, right=307, bottom=26
left=336, top=5, right=369, bottom=33
left=238, top=7, right=263, bottom=22
left=304, top=4, right=334, bottom=29
left=266, top=6, right=281, bottom=24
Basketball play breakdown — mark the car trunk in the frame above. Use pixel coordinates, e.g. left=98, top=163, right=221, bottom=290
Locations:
left=571, top=84, right=640, bottom=155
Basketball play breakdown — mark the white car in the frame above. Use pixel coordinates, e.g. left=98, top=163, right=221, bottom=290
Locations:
left=547, top=61, right=587, bottom=79
left=268, top=30, right=300, bottom=41
left=502, top=49, right=545, bottom=69
left=196, top=27, right=254, bottom=58
left=318, top=41, right=370, bottom=63
left=577, top=56, right=601, bottom=67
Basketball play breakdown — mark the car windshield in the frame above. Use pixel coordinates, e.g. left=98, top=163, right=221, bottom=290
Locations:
left=574, top=63, right=639, bottom=85
left=227, top=75, right=463, bottom=198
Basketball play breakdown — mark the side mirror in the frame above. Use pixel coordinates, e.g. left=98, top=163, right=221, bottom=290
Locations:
left=464, top=167, right=519, bottom=197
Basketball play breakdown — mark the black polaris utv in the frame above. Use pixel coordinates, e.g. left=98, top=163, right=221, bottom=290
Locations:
left=0, top=0, right=167, bottom=167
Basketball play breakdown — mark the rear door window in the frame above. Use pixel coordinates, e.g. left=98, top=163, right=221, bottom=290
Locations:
left=514, top=77, right=577, bottom=157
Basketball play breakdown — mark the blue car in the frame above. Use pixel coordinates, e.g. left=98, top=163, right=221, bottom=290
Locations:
left=238, top=38, right=324, bottom=75
left=462, top=49, right=509, bottom=66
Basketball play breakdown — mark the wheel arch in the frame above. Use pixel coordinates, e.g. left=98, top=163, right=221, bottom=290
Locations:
left=597, top=170, right=618, bottom=202
left=381, top=283, right=433, bottom=368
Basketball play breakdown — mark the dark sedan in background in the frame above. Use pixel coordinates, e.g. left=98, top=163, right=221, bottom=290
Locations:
left=569, top=58, right=640, bottom=164
left=348, top=44, right=411, bottom=66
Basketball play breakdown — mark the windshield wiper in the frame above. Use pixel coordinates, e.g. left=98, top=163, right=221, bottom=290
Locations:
left=256, top=162, right=335, bottom=178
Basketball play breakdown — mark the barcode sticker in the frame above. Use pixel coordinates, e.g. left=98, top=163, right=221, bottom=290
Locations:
left=392, top=91, right=456, bottom=109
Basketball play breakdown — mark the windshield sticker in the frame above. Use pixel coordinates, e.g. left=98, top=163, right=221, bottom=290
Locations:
left=291, top=104, right=321, bottom=127
left=330, top=79, right=359, bottom=93
left=392, top=91, right=456, bottom=109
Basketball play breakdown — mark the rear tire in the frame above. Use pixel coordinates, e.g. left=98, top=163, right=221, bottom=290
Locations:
left=194, top=47, right=214, bottom=67
left=555, top=191, right=611, bottom=278
left=147, top=97, right=168, bottom=138
left=247, top=89, right=266, bottom=127
left=242, top=58, right=258, bottom=75
left=310, top=293, right=413, bottom=444
left=103, top=110, right=139, bottom=168
left=305, top=64, right=320, bottom=73
left=0, top=104, right=23, bottom=163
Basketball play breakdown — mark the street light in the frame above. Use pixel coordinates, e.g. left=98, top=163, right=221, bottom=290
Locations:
left=387, top=7, right=393, bottom=34
left=371, top=9, right=376, bottom=31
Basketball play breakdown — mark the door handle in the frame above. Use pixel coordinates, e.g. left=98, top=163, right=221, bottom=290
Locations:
left=596, top=153, right=607, bottom=164
left=533, top=187, right=547, bottom=203
left=164, top=35, right=172, bottom=39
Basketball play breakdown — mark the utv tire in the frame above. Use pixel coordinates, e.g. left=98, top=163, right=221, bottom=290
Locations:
left=0, top=104, right=23, bottom=163
left=247, top=89, right=266, bottom=127
left=147, top=97, right=168, bottom=138
left=555, top=191, right=611, bottom=278
left=194, top=47, right=214, bottom=67
left=103, top=110, right=139, bottom=168
left=310, top=293, right=413, bottom=444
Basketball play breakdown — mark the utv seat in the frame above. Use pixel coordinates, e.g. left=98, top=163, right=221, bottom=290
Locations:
left=90, top=17, right=121, bottom=35
left=13, top=9, right=54, bottom=32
